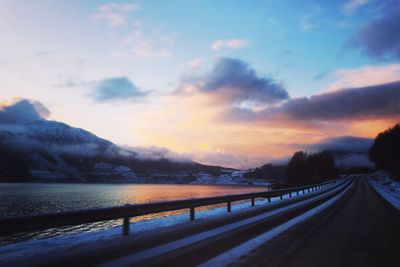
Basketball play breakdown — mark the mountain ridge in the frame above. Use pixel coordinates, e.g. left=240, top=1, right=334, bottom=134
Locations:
left=0, top=119, right=240, bottom=184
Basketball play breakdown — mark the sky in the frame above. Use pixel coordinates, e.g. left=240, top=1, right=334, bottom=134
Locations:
left=0, top=0, right=399, bottom=168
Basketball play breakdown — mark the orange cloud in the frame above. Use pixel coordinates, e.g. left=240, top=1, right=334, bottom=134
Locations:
left=114, top=61, right=400, bottom=168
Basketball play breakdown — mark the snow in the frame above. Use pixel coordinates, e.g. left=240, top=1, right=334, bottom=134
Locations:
left=190, top=170, right=263, bottom=185
left=190, top=172, right=241, bottom=185
left=368, top=171, right=400, bottom=210
left=0, top=198, right=266, bottom=263
left=0, top=183, right=335, bottom=264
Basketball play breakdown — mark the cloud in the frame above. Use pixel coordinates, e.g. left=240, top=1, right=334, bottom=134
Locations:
left=210, top=39, right=249, bottom=51
left=307, top=136, right=375, bottom=169
left=299, top=6, right=320, bottom=31
left=325, top=64, right=400, bottom=91
left=0, top=99, right=50, bottom=124
left=279, top=81, right=400, bottom=121
left=349, top=2, right=400, bottom=59
left=123, top=145, right=192, bottom=162
left=185, top=58, right=204, bottom=70
left=90, top=3, right=141, bottom=27
left=310, top=136, right=373, bottom=153
left=179, top=57, right=289, bottom=106
left=334, top=154, right=375, bottom=168
left=226, top=80, right=400, bottom=123
left=313, top=70, right=331, bottom=81
left=112, top=24, right=174, bottom=59
left=91, top=77, right=147, bottom=102
left=112, top=40, right=172, bottom=59
left=342, top=0, right=368, bottom=15
left=300, top=15, right=316, bottom=31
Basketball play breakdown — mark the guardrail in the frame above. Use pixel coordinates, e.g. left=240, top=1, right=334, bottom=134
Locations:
left=0, top=180, right=335, bottom=236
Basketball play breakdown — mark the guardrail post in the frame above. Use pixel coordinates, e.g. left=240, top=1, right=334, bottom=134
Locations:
left=227, top=201, right=232, bottom=212
left=289, top=192, right=292, bottom=198
left=190, top=207, right=195, bottom=221
left=251, top=198, right=255, bottom=206
left=267, top=197, right=271, bottom=203
left=280, top=195, right=283, bottom=200
left=123, top=217, right=130, bottom=235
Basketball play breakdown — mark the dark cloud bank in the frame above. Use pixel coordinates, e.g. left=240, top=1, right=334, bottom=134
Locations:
left=280, top=81, right=400, bottom=121
left=350, top=1, right=400, bottom=59
left=227, top=80, right=400, bottom=123
left=179, top=57, right=400, bottom=124
left=180, top=57, right=289, bottom=105
left=0, top=99, right=49, bottom=124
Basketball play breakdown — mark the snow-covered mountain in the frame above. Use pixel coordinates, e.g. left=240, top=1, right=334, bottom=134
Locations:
left=0, top=119, right=238, bottom=183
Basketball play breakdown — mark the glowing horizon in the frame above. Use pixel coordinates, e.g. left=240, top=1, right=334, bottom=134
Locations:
left=1, top=0, right=399, bottom=169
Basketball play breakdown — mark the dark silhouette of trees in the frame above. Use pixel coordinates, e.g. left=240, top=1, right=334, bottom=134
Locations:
left=244, top=163, right=287, bottom=184
left=287, top=151, right=308, bottom=186
left=287, top=151, right=336, bottom=187
left=369, top=124, right=400, bottom=180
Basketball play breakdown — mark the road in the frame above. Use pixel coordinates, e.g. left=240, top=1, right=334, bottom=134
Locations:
left=232, top=176, right=399, bottom=267
left=14, top=176, right=398, bottom=267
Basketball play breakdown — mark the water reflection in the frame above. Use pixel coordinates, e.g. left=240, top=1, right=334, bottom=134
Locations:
left=0, top=183, right=268, bottom=244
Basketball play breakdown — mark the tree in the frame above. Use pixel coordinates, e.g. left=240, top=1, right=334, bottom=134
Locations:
left=308, top=151, right=336, bottom=183
left=287, top=151, right=309, bottom=187
left=369, top=124, right=400, bottom=180
left=287, top=150, right=337, bottom=187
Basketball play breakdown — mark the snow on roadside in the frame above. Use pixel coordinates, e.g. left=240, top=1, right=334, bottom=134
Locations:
left=0, top=195, right=286, bottom=264
left=368, top=171, right=400, bottom=210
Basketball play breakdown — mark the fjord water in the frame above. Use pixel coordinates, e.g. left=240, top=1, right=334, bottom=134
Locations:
left=0, top=182, right=268, bottom=243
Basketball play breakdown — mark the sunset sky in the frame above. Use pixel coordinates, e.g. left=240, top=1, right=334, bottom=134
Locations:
left=1, top=0, right=399, bottom=168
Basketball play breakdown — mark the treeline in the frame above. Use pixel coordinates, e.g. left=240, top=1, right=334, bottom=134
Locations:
left=286, top=151, right=337, bottom=187
left=245, top=123, right=400, bottom=187
left=244, top=163, right=287, bottom=184
left=245, top=150, right=337, bottom=187
left=369, top=123, right=400, bottom=180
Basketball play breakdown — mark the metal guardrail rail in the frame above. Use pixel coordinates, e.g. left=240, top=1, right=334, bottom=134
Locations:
left=0, top=180, right=335, bottom=236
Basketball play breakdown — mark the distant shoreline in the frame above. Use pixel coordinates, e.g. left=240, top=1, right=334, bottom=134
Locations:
left=0, top=181, right=271, bottom=188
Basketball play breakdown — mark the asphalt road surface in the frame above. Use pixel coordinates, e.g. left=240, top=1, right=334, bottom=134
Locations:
left=232, top=176, right=400, bottom=267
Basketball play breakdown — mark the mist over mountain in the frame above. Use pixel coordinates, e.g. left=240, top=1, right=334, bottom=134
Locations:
left=0, top=99, right=377, bottom=184
left=309, top=136, right=375, bottom=169
left=0, top=119, right=233, bottom=183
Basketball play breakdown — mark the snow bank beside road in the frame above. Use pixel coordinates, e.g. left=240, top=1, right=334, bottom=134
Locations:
left=0, top=196, right=284, bottom=264
left=368, top=171, right=400, bottom=210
